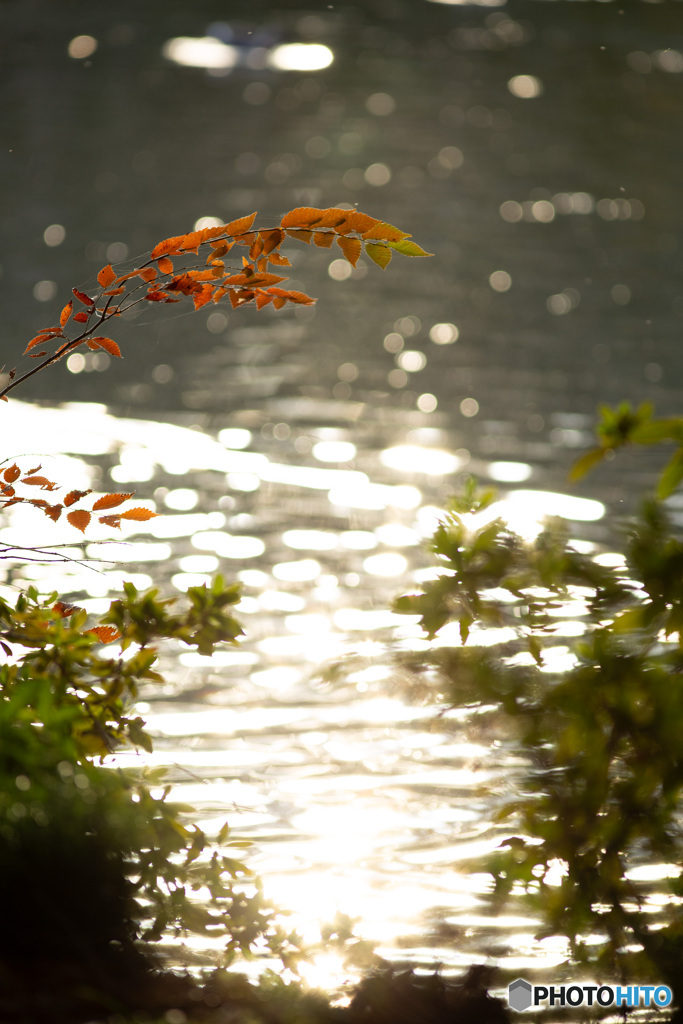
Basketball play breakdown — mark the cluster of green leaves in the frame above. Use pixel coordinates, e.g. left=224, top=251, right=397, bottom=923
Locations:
left=572, top=400, right=683, bottom=500
left=0, top=579, right=303, bottom=970
left=395, top=480, right=683, bottom=995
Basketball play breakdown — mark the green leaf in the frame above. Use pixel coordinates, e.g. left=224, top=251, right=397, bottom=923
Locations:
left=364, top=242, right=392, bottom=270
left=657, top=448, right=683, bottom=500
left=569, top=447, right=607, bottom=482
left=386, top=238, right=433, bottom=257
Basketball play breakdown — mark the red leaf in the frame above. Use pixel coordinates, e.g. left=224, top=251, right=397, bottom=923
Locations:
left=89, top=336, right=122, bottom=358
left=92, top=492, right=134, bottom=511
left=72, top=311, right=89, bottom=324
left=119, top=507, right=159, bottom=521
left=59, top=301, right=73, bottom=327
left=144, top=290, right=169, bottom=302
left=67, top=509, right=91, bottom=533
left=97, top=264, right=116, bottom=288
left=28, top=351, right=48, bottom=358
left=86, top=625, right=122, bottom=643
left=3, top=465, right=20, bottom=483
left=64, top=489, right=92, bottom=507
left=23, top=332, right=58, bottom=355
left=73, top=287, right=95, bottom=306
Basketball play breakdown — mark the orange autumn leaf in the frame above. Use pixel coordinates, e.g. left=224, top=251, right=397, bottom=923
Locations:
left=23, top=332, right=59, bottom=355
left=281, top=207, right=326, bottom=229
left=22, top=475, right=57, bottom=489
left=151, top=236, right=185, bottom=259
left=43, top=504, right=63, bottom=522
left=224, top=212, right=257, bottom=236
left=86, top=625, right=122, bottom=643
left=28, top=351, right=48, bottom=358
left=89, top=336, right=122, bottom=358
left=3, top=465, right=20, bottom=483
left=157, top=257, right=174, bottom=275
left=200, top=225, right=228, bottom=242
left=67, top=509, right=91, bottom=532
left=98, top=514, right=122, bottom=528
left=337, top=210, right=380, bottom=235
left=313, top=231, right=335, bottom=248
left=208, top=241, right=232, bottom=260
left=284, top=228, right=312, bottom=244
left=255, top=290, right=273, bottom=310
left=97, top=264, right=116, bottom=287
left=249, top=236, right=264, bottom=261
left=337, top=235, right=362, bottom=267
left=102, top=286, right=125, bottom=296
left=179, top=230, right=205, bottom=254
left=64, top=489, right=92, bottom=507
left=59, top=301, right=73, bottom=327
left=72, top=311, right=89, bottom=324
left=73, top=287, right=95, bottom=306
left=260, top=228, right=284, bottom=255
left=92, top=491, right=134, bottom=511
left=119, top=507, right=159, bottom=521
left=267, top=252, right=291, bottom=267
left=361, top=221, right=409, bottom=242
left=53, top=601, right=81, bottom=618
left=193, top=285, right=215, bottom=309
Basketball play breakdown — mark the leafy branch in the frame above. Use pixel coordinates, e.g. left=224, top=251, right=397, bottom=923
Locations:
left=1, top=206, right=431, bottom=401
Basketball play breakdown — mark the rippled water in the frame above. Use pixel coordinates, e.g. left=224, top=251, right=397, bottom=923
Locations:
left=4, top=0, right=683, bottom=996
left=0, top=396, right=612, bottom=990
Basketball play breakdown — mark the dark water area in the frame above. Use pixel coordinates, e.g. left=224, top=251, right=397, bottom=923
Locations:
left=3, top=0, right=683, bottom=994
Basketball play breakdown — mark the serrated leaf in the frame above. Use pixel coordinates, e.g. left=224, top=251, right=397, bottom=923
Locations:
left=365, top=242, right=392, bottom=270
left=64, top=489, right=92, bottom=507
left=89, top=337, right=122, bottom=358
left=223, top=212, right=257, bottom=236
left=92, top=491, right=134, bottom=511
left=86, top=625, right=122, bottom=644
left=119, top=507, right=159, bottom=521
left=67, top=509, right=91, bottom=532
left=313, top=231, right=335, bottom=248
left=336, top=235, right=362, bottom=266
left=151, top=236, right=184, bottom=259
left=386, top=238, right=433, bottom=257
left=362, top=221, right=409, bottom=242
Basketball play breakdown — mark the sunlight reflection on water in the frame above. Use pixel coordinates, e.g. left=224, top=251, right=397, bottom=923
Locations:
left=3, top=399, right=611, bottom=984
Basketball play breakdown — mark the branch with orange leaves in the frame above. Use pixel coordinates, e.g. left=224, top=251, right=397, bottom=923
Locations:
left=1, top=207, right=431, bottom=401
left=0, top=460, right=157, bottom=534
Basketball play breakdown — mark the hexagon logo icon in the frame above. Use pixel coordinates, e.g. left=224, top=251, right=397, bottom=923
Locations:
left=509, top=978, right=533, bottom=1012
